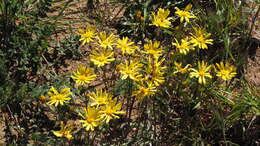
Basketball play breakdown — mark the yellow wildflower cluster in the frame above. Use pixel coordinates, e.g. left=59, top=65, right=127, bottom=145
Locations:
left=77, top=24, right=166, bottom=101
left=171, top=60, right=237, bottom=85
left=172, top=27, right=213, bottom=54
left=150, top=6, right=213, bottom=54
left=188, top=60, right=236, bottom=84
left=151, top=4, right=196, bottom=28
left=40, top=4, right=239, bottom=140
left=50, top=89, right=126, bottom=138
left=79, top=90, right=125, bottom=131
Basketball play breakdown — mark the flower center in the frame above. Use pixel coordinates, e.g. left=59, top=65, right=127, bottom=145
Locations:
left=54, top=94, right=63, bottom=100
left=220, top=70, right=229, bottom=77
left=180, top=68, right=188, bottom=73
left=197, top=36, right=205, bottom=44
left=179, top=11, right=189, bottom=17
left=140, top=88, right=148, bottom=95
left=78, top=75, right=87, bottom=81
left=120, top=43, right=129, bottom=49
left=125, top=69, right=132, bottom=75
left=84, top=32, right=94, bottom=38
left=178, top=45, right=187, bottom=50
left=87, top=118, right=94, bottom=123
left=106, top=107, right=113, bottom=115
left=97, top=56, right=107, bottom=62
left=198, top=71, right=205, bottom=77
left=97, top=98, right=106, bottom=104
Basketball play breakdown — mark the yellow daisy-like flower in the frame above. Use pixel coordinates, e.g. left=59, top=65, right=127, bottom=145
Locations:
left=78, top=25, right=96, bottom=45
left=88, top=89, right=113, bottom=107
left=143, top=40, right=163, bottom=59
left=190, top=27, right=213, bottom=49
left=151, top=8, right=173, bottom=28
left=133, top=82, right=157, bottom=101
left=135, top=11, right=144, bottom=22
left=79, top=107, right=100, bottom=131
left=190, top=60, right=212, bottom=84
left=99, top=99, right=125, bottom=124
left=47, top=87, right=71, bottom=107
left=96, top=31, right=117, bottom=49
left=39, top=95, right=47, bottom=102
left=172, top=37, right=194, bottom=55
left=173, top=61, right=191, bottom=74
left=145, top=57, right=166, bottom=86
left=53, top=122, right=73, bottom=140
left=175, top=4, right=196, bottom=23
left=90, top=48, right=115, bottom=67
left=116, top=37, right=138, bottom=55
left=71, top=66, right=96, bottom=86
left=215, top=62, right=237, bottom=80
left=118, top=60, right=143, bottom=81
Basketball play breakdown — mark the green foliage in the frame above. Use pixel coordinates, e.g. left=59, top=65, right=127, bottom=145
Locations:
left=0, top=0, right=83, bottom=144
left=0, top=0, right=57, bottom=80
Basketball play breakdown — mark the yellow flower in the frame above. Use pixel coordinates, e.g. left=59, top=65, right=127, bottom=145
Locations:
left=78, top=25, right=96, bottom=45
left=151, top=8, right=173, bottom=28
left=47, top=87, right=71, bottom=107
left=190, top=27, right=213, bottom=49
left=215, top=62, right=236, bottom=80
left=133, top=82, right=157, bottom=101
left=143, top=40, right=163, bottom=59
left=99, top=99, right=125, bottom=123
left=39, top=95, right=47, bottom=102
left=52, top=122, right=73, bottom=140
left=190, top=60, right=212, bottom=84
left=90, top=48, right=115, bottom=67
left=173, top=61, right=191, bottom=74
left=135, top=11, right=144, bottom=22
left=88, top=89, right=113, bottom=107
left=71, top=66, right=96, bottom=85
left=96, top=31, right=117, bottom=49
left=172, top=37, right=194, bottom=55
left=119, top=60, right=143, bottom=81
left=175, top=4, right=196, bottom=23
left=145, top=57, right=166, bottom=86
left=79, top=107, right=100, bottom=131
left=116, top=37, right=138, bottom=55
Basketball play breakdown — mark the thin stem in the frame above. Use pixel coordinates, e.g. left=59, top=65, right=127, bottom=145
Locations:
left=126, top=55, right=132, bottom=120
left=128, top=92, right=135, bottom=120
left=42, top=54, right=58, bottom=76
left=102, top=66, right=108, bottom=89
left=126, top=77, right=132, bottom=120
left=152, top=98, right=157, bottom=145
left=7, top=104, right=22, bottom=134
